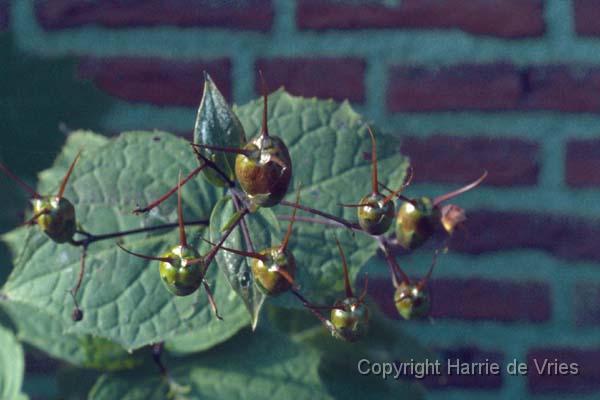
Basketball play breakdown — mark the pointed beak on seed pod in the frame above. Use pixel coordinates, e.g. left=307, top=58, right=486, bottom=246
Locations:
left=233, top=72, right=293, bottom=207
left=342, top=126, right=412, bottom=236
left=330, top=236, right=370, bottom=342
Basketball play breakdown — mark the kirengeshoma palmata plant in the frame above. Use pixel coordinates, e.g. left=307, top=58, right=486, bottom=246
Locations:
left=340, top=126, right=412, bottom=235
left=0, top=71, right=493, bottom=400
left=119, top=174, right=247, bottom=319
left=394, top=171, right=487, bottom=250
left=329, top=236, right=369, bottom=342
left=193, top=72, right=292, bottom=207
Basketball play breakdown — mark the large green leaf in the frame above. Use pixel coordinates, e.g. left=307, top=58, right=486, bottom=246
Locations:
left=0, top=300, right=142, bottom=370
left=88, top=328, right=421, bottom=400
left=0, top=324, right=26, bottom=399
left=1, top=131, right=248, bottom=350
left=234, top=90, right=409, bottom=306
left=209, top=197, right=280, bottom=329
left=194, top=73, right=245, bottom=187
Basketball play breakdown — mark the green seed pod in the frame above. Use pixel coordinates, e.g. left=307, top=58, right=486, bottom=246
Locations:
left=251, top=247, right=296, bottom=296
left=32, top=196, right=76, bottom=244
left=395, top=197, right=439, bottom=250
left=235, top=134, right=292, bottom=207
left=344, top=126, right=406, bottom=236
left=159, top=245, right=203, bottom=296
left=330, top=297, right=369, bottom=342
left=394, top=282, right=431, bottom=320
left=357, top=192, right=395, bottom=235
left=0, top=151, right=81, bottom=244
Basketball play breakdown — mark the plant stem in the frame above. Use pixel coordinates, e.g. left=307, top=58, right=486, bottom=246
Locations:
left=279, top=200, right=361, bottom=230
left=70, top=219, right=209, bottom=247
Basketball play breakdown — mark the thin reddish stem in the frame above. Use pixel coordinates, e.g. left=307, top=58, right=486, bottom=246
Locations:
left=0, top=162, right=40, bottom=198
left=176, top=172, right=187, bottom=248
left=417, top=248, right=442, bottom=290
left=58, top=151, right=81, bottom=199
left=200, top=237, right=268, bottom=262
left=380, top=242, right=410, bottom=286
left=378, top=181, right=415, bottom=205
left=334, top=235, right=353, bottom=298
left=280, top=200, right=360, bottom=231
left=192, top=208, right=249, bottom=271
left=280, top=186, right=301, bottom=253
left=433, top=170, right=488, bottom=206
left=133, top=163, right=208, bottom=214
left=117, top=243, right=174, bottom=264
left=191, top=143, right=251, bottom=157
left=202, top=281, right=223, bottom=320
left=359, top=273, right=369, bottom=303
left=21, top=209, right=49, bottom=227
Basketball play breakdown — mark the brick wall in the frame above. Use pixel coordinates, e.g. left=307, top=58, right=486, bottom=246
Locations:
left=5, top=1, right=600, bottom=399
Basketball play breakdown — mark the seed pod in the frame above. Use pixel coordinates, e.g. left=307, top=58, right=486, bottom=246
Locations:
left=0, top=152, right=81, bottom=243
left=395, top=197, right=439, bottom=250
left=251, top=246, right=296, bottom=296
left=329, top=236, right=369, bottom=342
left=394, top=282, right=431, bottom=320
left=212, top=186, right=302, bottom=296
left=330, top=297, right=369, bottom=342
left=250, top=186, right=300, bottom=295
left=158, top=245, right=203, bottom=296
left=342, top=127, right=407, bottom=235
left=192, top=74, right=293, bottom=207
left=119, top=174, right=245, bottom=319
left=235, top=134, right=292, bottom=207
left=395, top=171, right=487, bottom=250
left=391, top=249, right=441, bottom=320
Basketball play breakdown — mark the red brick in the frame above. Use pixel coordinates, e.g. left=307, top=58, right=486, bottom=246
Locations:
left=77, top=57, right=231, bottom=107
left=0, top=0, right=9, bottom=30
left=574, top=0, right=600, bottom=36
left=566, top=139, right=600, bottom=187
left=35, top=0, right=273, bottom=31
left=448, top=210, right=600, bottom=263
left=367, top=277, right=551, bottom=322
left=527, top=348, right=600, bottom=393
left=387, top=64, right=521, bottom=112
left=522, top=66, right=600, bottom=112
left=255, top=58, right=366, bottom=102
left=401, top=135, right=539, bottom=186
left=297, top=0, right=544, bottom=38
left=574, top=282, right=600, bottom=327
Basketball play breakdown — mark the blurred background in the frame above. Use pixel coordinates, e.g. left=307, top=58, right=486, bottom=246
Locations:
left=2, top=0, right=600, bottom=399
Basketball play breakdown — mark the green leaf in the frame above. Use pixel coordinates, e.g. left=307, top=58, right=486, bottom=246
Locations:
left=0, top=324, right=25, bottom=399
left=88, top=328, right=420, bottom=400
left=194, top=73, right=245, bottom=187
left=0, top=300, right=141, bottom=370
left=210, top=197, right=280, bottom=329
left=2, top=131, right=248, bottom=350
left=234, top=90, right=409, bottom=306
